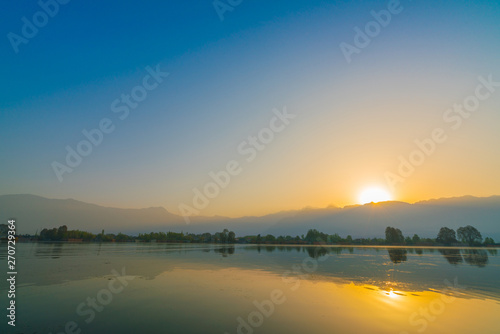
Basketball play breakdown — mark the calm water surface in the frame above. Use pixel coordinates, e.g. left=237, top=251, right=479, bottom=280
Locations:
left=1, top=243, right=499, bottom=334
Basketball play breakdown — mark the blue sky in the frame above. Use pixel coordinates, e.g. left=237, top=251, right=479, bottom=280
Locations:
left=1, top=0, right=500, bottom=217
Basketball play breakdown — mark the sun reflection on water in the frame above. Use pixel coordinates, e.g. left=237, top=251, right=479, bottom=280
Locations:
left=387, top=289, right=399, bottom=298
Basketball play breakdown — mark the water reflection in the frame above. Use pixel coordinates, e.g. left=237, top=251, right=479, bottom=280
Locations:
left=246, top=245, right=492, bottom=267
left=388, top=247, right=489, bottom=267
left=7, top=243, right=500, bottom=303
left=34, top=242, right=64, bottom=259
left=244, top=245, right=493, bottom=268
left=213, top=246, right=235, bottom=257
left=388, top=248, right=407, bottom=263
left=486, top=248, right=498, bottom=256
left=247, top=245, right=493, bottom=268
left=438, top=248, right=463, bottom=265
left=10, top=264, right=500, bottom=334
left=434, top=248, right=489, bottom=267
left=462, top=249, right=488, bottom=267
left=304, top=246, right=330, bottom=259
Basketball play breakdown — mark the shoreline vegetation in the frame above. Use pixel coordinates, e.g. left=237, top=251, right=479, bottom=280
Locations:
left=5, top=225, right=497, bottom=247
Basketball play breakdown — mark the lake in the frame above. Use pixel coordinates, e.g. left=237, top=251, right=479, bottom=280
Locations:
left=1, top=243, right=499, bottom=333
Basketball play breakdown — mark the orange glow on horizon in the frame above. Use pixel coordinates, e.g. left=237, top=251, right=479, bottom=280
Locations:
left=358, top=187, right=393, bottom=204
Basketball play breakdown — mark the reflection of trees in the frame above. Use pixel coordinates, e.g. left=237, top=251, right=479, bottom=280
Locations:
left=462, top=249, right=488, bottom=267
left=305, top=247, right=329, bottom=259
left=438, top=248, right=463, bottom=265
left=486, top=248, right=497, bottom=256
left=250, top=245, right=276, bottom=253
left=51, top=243, right=63, bottom=259
left=415, top=248, right=423, bottom=255
left=35, top=243, right=64, bottom=259
left=265, top=246, right=276, bottom=253
left=249, top=245, right=346, bottom=258
left=436, top=248, right=492, bottom=267
left=330, top=247, right=343, bottom=255
left=388, top=248, right=407, bottom=264
left=301, top=246, right=346, bottom=259
left=214, top=246, right=235, bottom=257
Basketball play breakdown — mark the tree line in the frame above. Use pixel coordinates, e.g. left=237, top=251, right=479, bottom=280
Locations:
left=385, top=225, right=494, bottom=246
left=31, top=224, right=496, bottom=246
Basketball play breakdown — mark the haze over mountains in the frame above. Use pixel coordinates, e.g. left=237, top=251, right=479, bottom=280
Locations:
left=1, top=194, right=499, bottom=240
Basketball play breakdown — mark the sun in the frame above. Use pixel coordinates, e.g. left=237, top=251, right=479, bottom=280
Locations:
left=358, top=187, right=392, bottom=204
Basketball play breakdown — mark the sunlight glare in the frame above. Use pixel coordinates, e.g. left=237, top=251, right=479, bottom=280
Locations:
left=359, top=187, right=392, bottom=204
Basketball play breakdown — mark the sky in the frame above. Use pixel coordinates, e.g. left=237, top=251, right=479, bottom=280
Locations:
left=1, top=0, right=499, bottom=218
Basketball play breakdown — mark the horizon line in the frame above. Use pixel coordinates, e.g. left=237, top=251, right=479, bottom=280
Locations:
left=1, top=193, right=499, bottom=220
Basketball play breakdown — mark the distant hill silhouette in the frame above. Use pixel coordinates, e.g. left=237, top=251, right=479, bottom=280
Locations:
left=1, top=194, right=499, bottom=240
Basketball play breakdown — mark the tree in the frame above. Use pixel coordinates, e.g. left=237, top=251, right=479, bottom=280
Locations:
left=457, top=225, right=482, bottom=246
left=201, top=233, right=212, bottom=243
left=436, top=227, right=457, bottom=245
left=220, top=229, right=229, bottom=243
left=412, top=234, right=421, bottom=244
left=385, top=227, right=404, bottom=244
left=328, top=233, right=342, bottom=244
left=484, top=237, right=495, bottom=245
left=213, top=232, right=221, bottom=243
left=116, top=233, right=131, bottom=242
left=57, top=225, right=68, bottom=240
left=305, top=229, right=328, bottom=244
left=265, top=234, right=276, bottom=243
left=39, top=228, right=48, bottom=240
left=228, top=231, right=236, bottom=243
left=41, top=228, right=58, bottom=241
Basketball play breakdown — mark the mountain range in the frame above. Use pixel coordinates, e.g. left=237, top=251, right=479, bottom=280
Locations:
left=1, top=194, right=499, bottom=240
